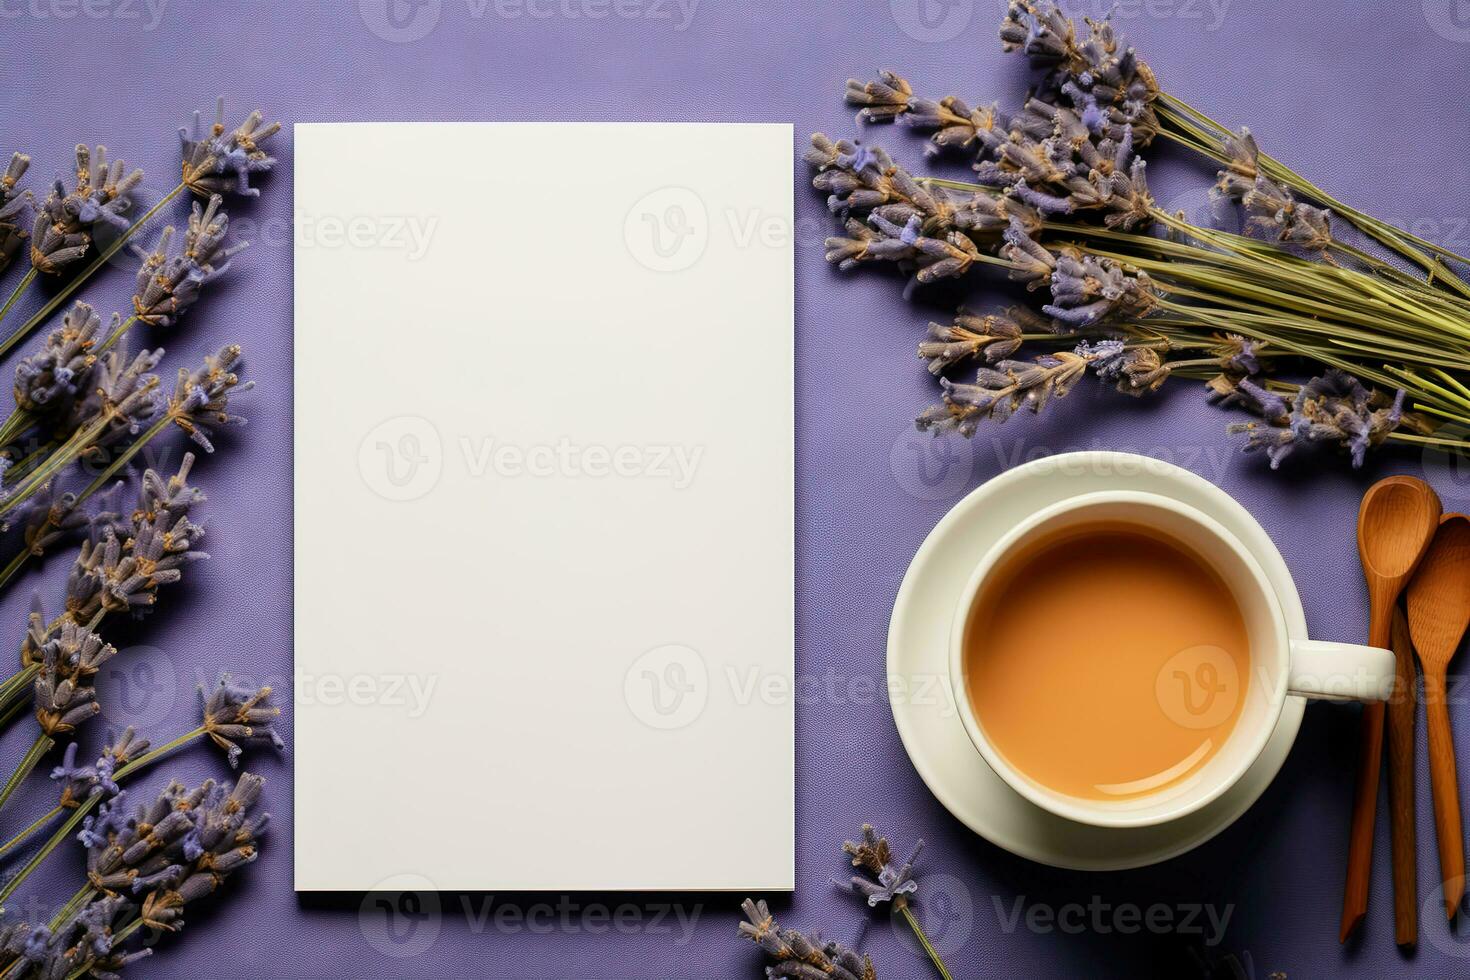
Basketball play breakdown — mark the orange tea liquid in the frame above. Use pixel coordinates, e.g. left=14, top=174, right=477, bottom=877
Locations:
left=964, top=524, right=1250, bottom=800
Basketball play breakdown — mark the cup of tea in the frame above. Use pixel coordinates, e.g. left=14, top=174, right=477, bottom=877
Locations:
left=948, top=490, right=1395, bottom=829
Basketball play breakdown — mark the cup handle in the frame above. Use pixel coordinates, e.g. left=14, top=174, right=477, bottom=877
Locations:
left=1286, top=639, right=1396, bottom=702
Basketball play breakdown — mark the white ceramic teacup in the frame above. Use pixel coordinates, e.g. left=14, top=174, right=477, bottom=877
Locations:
left=948, top=490, right=1395, bottom=830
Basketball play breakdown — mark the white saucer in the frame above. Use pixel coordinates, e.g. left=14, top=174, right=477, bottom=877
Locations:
left=887, top=451, right=1306, bottom=870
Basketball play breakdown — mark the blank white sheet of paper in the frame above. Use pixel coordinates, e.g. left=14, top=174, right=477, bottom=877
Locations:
left=293, top=122, right=794, bottom=891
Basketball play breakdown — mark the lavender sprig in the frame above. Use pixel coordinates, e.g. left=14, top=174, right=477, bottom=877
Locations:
left=835, top=825, right=952, bottom=980
left=131, top=195, right=247, bottom=328
left=811, top=2, right=1458, bottom=466
left=201, top=675, right=284, bottom=768
left=0, top=98, right=273, bottom=368
left=180, top=98, right=280, bottom=199
left=27, top=146, right=142, bottom=278
left=1227, top=369, right=1406, bottom=469
left=0, top=681, right=280, bottom=905
left=737, top=898, right=876, bottom=980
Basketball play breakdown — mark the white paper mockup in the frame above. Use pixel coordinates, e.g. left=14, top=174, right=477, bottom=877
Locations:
left=293, top=123, right=794, bottom=891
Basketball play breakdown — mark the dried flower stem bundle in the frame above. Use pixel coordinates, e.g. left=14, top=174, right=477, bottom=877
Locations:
left=0, top=769, right=270, bottom=979
left=0, top=99, right=276, bottom=362
left=0, top=679, right=279, bottom=906
left=817, top=3, right=1470, bottom=468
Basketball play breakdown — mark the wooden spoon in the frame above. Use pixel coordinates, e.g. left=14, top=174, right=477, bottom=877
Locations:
left=1407, top=513, right=1470, bottom=923
left=1342, top=476, right=1441, bottom=943
left=1387, top=603, right=1418, bottom=946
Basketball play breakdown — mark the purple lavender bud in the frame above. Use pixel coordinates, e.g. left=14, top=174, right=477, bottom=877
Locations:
left=180, top=98, right=279, bottom=199
left=201, top=674, right=284, bottom=767
left=836, top=824, right=923, bottom=909
left=28, top=146, right=142, bottom=276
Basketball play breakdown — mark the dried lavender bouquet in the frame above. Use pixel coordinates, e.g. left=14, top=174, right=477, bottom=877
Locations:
left=812, top=1, right=1470, bottom=468
left=0, top=103, right=278, bottom=979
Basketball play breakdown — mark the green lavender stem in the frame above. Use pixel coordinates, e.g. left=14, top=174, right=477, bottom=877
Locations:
left=0, top=724, right=205, bottom=904
left=0, top=802, right=63, bottom=859
left=0, top=801, right=90, bottom=903
left=0, top=183, right=184, bottom=361
left=1155, top=95, right=1470, bottom=297
left=898, top=901, right=954, bottom=980
left=0, top=733, right=52, bottom=815
left=0, top=269, right=36, bottom=327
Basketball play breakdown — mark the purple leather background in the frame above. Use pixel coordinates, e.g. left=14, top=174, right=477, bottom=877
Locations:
left=4, top=0, right=1470, bottom=976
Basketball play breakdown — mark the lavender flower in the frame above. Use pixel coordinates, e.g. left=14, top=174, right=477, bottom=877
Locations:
left=0, top=152, right=31, bottom=272
left=65, top=454, right=207, bottom=621
left=23, top=894, right=135, bottom=980
left=999, top=2, right=1159, bottom=145
left=83, top=780, right=203, bottom=894
left=917, top=351, right=1090, bottom=435
left=1045, top=247, right=1155, bottom=326
left=131, top=195, right=247, bottom=328
left=845, top=71, right=912, bottom=124
left=1077, top=339, right=1170, bottom=394
left=838, top=824, right=922, bottom=909
left=32, top=621, right=116, bottom=736
left=3, top=483, right=87, bottom=560
left=737, top=898, right=876, bottom=980
left=52, top=727, right=150, bottom=808
left=1228, top=370, right=1406, bottom=468
left=1212, top=128, right=1332, bottom=254
left=917, top=310, right=1025, bottom=373
left=51, top=740, right=104, bottom=807
left=201, top=675, right=283, bottom=767
left=95, top=726, right=150, bottom=795
left=180, top=99, right=280, bottom=199
left=13, top=300, right=102, bottom=417
left=165, top=345, right=252, bottom=452
left=29, top=145, right=143, bottom=275
left=137, top=773, right=269, bottom=933
left=60, top=342, right=163, bottom=447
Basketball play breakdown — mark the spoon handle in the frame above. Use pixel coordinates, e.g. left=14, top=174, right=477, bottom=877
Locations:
left=1387, top=606, right=1417, bottom=945
left=1424, top=663, right=1466, bottom=920
left=1342, top=600, right=1392, bottom=942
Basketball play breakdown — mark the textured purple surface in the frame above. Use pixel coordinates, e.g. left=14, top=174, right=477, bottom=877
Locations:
left=4, top=0, right=1470, bottom=976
